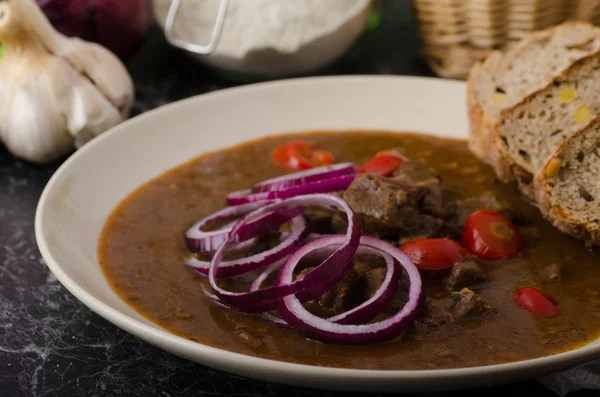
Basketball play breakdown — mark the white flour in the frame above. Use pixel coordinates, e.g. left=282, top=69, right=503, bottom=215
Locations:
left=154, top=0, right=370, bottom=58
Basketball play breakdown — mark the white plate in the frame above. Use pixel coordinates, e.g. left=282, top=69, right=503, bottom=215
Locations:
left=35, top=76, right=600, bottom=392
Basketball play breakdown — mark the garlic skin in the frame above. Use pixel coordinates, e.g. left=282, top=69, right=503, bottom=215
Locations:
left=0, top=0, right=134, bottom=164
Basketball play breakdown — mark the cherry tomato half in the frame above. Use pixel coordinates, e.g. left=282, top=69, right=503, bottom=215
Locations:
left=359, top=151, right=407, bottom=176
left=271, top=141, right=335, bottom=171
left=462, top=210, right=522, bottom=261
left=513, top=287, right=559, bottom=318
left=400, top=238, right=469, bottom=271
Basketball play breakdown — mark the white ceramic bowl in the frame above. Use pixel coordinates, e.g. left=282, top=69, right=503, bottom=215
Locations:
left=35, top=76, right=600, bottom=392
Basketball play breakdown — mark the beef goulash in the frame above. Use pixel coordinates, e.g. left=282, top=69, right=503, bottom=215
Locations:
left=99, top=131, right=600, bottom=370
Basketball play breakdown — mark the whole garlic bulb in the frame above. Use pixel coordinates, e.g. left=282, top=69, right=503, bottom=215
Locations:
left=0, top=0, right=134, bottom=164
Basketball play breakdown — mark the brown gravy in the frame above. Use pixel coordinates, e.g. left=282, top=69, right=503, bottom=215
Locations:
left=98, top=131, right=600, bottom=370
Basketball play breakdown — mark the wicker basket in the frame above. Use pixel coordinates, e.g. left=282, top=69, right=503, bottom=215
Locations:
left=414, top=0, right=600, bottom=79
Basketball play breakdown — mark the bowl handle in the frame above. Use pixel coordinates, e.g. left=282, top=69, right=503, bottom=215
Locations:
left=164, top=0, right=229, bottom=55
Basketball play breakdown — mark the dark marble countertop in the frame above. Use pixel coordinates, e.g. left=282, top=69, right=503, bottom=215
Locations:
left=1, top=2, right=599, bottom=396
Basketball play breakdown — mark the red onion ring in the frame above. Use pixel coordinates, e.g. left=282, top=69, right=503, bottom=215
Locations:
left=277, top=235, right=423, bottom=345
left=251, top=242, right=398, bottom=327
left=185, top=201, right=304, bottom=253
left=249, top=260, right=291, bottom=327
left=200, top=257, right=291, bottom=315
left=208, top=194, right=360, bottom=308
left=226, top=174, right=356, bottom=206
left=185, top=201, right=272, bottom=252
left=252, top=163, right=356, bottom=193
left=325, top=244, right=398, bottom=325
left=187, top=216, right=307, bottom=278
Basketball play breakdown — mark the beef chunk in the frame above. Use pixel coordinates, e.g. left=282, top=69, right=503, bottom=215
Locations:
left=299, top=259, right=394, bottom=315
left=438, top=221, right=464, bottom=241
left=342, top=174, right=423, bottom=237
left=397, top=216, right=463, bottom=244
left=450, top=288, right=495, bottom=319
left=541, top=263, right=563, bottom=283
left=359, top=267, right=387, bottom=300
left=304, top=206, right=335, bottom=234
left=330, top=211, right=350, bottom=234
left=446, top=191, right=518, bottom=228
left=319, top=268, right=361, bottom=314
left=418, top=297, right=456, bottom=328
left=343, top=173, right=447, bottom=240
left=340, top=159, right=456, bottom=240
left=343, top=174, right=421, bottom=227
left=445, top=259, right=488, bottom=291
left=296, top=266, right=359, bottom=315
left=295, top=267, right=315, bottom=281
left=417, top=288, right=494, bottom=330
left=353, top=260, right=374, bottom=275
left=391, top=160, right=444, bottom=216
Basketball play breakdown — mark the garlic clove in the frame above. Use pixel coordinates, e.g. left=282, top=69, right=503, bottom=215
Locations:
left=65, top=76, right=123, bottom=148
left=57, top=39, right=134, bottom=116
left=3, top=94, right=73, bottom=164
left=8, top=0, right=66, bottom=52
left=2, top=68, right=74, bottom=164
left=0, top=0, right=135, bottom=163
left=12, top=0, right=135, bottom=115
left=0, top=3, right=71, bottom=163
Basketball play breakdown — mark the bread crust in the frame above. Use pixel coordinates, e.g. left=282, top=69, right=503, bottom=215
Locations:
left=492, top=50, right=600, bottom=202
left=466, top=58, right=487, bottom=162
left=466, top=53, right=513, bottom=182
left=468, top=21, right=600, bottom=178
left=535, top=118, right=600, bottom=246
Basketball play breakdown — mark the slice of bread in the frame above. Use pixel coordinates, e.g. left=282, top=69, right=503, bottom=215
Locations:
left=536, top=117, right=600, bottom=245
left=467, top=21, right=600, bottom=182
left=495, top=51, right=600, bottom=199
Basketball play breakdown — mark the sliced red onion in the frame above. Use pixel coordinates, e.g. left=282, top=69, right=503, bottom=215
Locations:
left=185, top=201, right=273, bottom=252
left=278, top=235, right=423, bottom=345
left=249, top=260, right=292, bottom=327
left=252, top=163, right=357, bottom=193
left=326, top=245, right=398, bottom=325
left=209, top=194, right=360, bottom=308
left=252, top=242, right=398, bottom=327
left=235, top=207, right=304, bottom=243
left=200, top=258, right=291, bottom=315
left=185, top=201, right=303, bottom=253
left=227, top=174, right=356, bottom=206
left=201, top=285, right=231, bottom=309
left=188, top=216, right=307, bottom=278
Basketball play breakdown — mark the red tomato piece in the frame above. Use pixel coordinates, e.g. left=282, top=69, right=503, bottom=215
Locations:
left=400, top=238, right=469, bottom=271
left=271, top=141, right=335, bottom=170
left=312, top=150, right=335, bottom=166
left=513, top=287, right=559, bottom=318
left=462, top=210, right=522, bottom=261
left=272, top=144, right=291, bottom=169
left=359, top=151, right=407, bottom=176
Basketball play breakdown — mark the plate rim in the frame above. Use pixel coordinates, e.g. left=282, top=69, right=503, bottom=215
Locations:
left=35, top=75, right=600, bottom=390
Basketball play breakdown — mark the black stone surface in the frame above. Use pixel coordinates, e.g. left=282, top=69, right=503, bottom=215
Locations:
left=1, top=2, right=598, bottom=396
